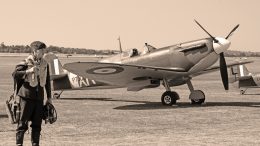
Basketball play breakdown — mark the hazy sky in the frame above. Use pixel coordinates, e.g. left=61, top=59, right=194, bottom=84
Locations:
left=0, top=0, right=259, bottom=51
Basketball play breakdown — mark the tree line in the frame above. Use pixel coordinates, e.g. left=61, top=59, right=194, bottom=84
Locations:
left=0, top=42, right=259, bottom=57
left=0, top=42, right=118, bottom=55
left=224, top=50, right=260, bottom=57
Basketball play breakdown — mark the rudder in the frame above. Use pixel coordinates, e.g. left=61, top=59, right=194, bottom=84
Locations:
left=43, top=53, right=72, bottom=90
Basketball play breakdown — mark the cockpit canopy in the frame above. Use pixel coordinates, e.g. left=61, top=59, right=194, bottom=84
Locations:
left=121, top=48, right=139, bottom=57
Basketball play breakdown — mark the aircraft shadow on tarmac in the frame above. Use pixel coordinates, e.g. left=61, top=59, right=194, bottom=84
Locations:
left=114, top=102, right=260, bottom=110
left=60, top=97, right=148, bottom=104
left=59, top=97, right=260, bottom=110
left=0, top=114, right=8, bottom=119
left=242, top=93, right=260, bottom=95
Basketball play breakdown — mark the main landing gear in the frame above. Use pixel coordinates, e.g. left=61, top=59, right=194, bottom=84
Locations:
left=161, top=91, right=180, bottom=106
left=187, top=80, right=205, bottom=104
left=161, top=79, right=180, bottom=106
left=161, top=79, right=205, bottom=106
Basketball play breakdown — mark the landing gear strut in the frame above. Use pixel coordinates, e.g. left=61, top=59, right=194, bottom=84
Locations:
left=161, top=79, right=179, bottom=106
left=187, top=80, right=205, bottom=104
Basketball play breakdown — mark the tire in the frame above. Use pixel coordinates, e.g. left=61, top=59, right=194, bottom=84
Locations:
left=53, top=93, right=60, bottom=99
left=190, top=90, right=205, bottom=104
left=191, top=98, right=205, bottom=104
left=161, top=91, right=179, bottom=106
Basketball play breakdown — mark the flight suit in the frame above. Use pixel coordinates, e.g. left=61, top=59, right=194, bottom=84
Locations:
left=13, top=55, right=51, bottom=146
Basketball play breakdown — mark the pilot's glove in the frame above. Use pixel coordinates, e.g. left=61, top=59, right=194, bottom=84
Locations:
left=25, top=66, right=36, bottom=74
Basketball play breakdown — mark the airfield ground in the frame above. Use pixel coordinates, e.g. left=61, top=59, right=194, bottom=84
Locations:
left=0, top=55, right=260, bottom=146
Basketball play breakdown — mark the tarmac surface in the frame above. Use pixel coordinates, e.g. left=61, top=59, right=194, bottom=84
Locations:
left=0, top=55, right=260, bottom=146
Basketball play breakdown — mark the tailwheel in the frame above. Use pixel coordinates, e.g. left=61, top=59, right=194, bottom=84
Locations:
left=53, top=93, right=61, bottom=99
left=161, top=91, right=179, bottom=106
left=53, top=90, right=64, bottom=99
left=189, top=90, right=205, bottom=105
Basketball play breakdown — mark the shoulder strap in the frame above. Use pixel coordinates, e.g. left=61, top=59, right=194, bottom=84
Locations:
left=13, top=77, right=18, bottom=102
left=13, top=78, right=16, bottom=92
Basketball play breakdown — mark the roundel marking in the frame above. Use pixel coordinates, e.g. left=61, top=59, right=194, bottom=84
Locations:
left=86, top=66, right=124, bottom=75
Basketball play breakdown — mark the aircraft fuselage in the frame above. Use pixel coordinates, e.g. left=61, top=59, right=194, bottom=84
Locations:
left=64, top=38, right=220, bottom=90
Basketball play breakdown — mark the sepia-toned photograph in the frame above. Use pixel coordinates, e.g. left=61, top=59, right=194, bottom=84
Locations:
left=0, top=0, right=260, bottom=145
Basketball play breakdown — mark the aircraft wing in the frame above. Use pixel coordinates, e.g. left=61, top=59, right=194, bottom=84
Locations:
left=192, top=60, right=253, bottom=77
left=63, top=62, right=187, bottom=86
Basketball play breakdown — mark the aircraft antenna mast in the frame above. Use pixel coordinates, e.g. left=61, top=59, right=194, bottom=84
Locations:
left=118, top=36, right=123, bottom=53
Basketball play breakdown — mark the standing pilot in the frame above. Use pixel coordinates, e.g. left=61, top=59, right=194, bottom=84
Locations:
left=13, top=41, right=52, bottom=146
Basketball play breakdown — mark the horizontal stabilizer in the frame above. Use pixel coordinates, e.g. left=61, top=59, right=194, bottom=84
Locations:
left=50, top=74, right=68, bottom=80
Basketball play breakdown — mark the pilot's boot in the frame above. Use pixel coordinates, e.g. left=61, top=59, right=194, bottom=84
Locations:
left=31, top=130, right=40, bottom=146
left=16, top=130, right=25, bottom=146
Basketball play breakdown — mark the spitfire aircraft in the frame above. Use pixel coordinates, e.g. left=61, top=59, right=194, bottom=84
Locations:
left=45, top=20, right=250, bottom=106
left=229, top=60, right=260, bottom=94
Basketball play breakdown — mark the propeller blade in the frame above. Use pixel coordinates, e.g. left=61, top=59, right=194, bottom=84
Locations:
left=194, top=19, right=218, bottom=43
left=219, top=52, right=229, bottom=90
left=225, top=24, right=240, bottom=39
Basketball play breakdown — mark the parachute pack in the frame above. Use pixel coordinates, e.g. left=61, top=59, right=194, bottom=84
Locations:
left=5, top=92, right=21, bottom=124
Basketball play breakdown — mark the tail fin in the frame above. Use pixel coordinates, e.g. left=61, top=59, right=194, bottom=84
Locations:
left=236, top=64, right=257, bottom=88
left=43, top=53, right=71, bottom=90
left=43, top=53, right=67, bottom=80
left=237, top=64, right=250, bottom=77
left=229, top=58, right=251, bottom=83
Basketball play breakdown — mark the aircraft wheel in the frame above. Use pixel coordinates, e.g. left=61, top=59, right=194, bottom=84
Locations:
left=189, top=90, right=205, bottom=104
left=161, top=91, right=179, bottom=106
left=53, top=93, right=61, bottom=99
left=191, top=98, right=205, bottom=104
